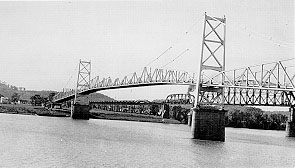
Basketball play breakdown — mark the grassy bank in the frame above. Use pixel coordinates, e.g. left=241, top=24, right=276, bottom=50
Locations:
left=0, top=104, right=70, bottom=117
left=90, top=109, right=181, bottom=124
left=0, top=104, right=180, bottom=124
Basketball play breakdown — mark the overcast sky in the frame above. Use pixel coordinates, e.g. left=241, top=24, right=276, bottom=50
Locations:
left=0, top=0, right=294, bottom=103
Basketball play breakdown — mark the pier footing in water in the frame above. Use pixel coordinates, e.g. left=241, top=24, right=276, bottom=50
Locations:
left=191, top=107, right=226, bottom=142
left=71, top=104, right=90, bottom=120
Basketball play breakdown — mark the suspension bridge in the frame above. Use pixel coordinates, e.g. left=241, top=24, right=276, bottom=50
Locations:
left=52, top=13, right=295, bottom=141
left=53, top=14, right=295, bottom=107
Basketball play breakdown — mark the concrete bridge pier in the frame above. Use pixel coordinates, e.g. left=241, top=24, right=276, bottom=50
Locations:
left=286, top=105, right=295, bottom=137
left=191, top=106, right=226, bottom=142
left=71, top=103, right=90, bottom=120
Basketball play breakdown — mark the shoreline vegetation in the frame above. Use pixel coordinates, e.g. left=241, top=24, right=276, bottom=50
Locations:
left=0, top=104, right=69, bottom=117
left=225, top=106, right=288, bottom=130
left=0, top=104, right=289, bottom=130
left=90, top=109, right=181, bottom=124
left=0, top=104, right=181, bottom=124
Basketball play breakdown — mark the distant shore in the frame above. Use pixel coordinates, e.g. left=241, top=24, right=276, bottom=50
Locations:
left=0, top=104, right=181, bottom=124
left=0, top=104, right=69, bottom=117
left=90, top=109, right=181, bottom=124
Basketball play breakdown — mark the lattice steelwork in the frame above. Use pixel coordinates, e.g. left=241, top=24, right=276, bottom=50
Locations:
left=53, top=13, right=295, bottom=107
left=200, top=59, right=295, bottom=106
left=89, top=67, right=195, bottom=88
left=74, top=60, right=91, bottom=103
left=53, top=58, right=295, bottom=106
left=53, top=60, right=91, bottom=103
left=76, top=60, right=91, bottom=91
left=196, top=13, right=226, bottom=106
left=53, top=66, right=196, bottom=103
left=165, top=94, right=195, bottom=105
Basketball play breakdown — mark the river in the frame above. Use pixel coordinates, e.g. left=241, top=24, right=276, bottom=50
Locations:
left=0, top=113, right=294, bottom=168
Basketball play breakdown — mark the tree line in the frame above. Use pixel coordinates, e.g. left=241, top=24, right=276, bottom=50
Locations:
left=159, top=105, right=289, bottom=131
left=225, top=106, right=288, bottom=130
left=9, top=92, right=56, bottom=106
left=30, top=93, right=56, bottom=106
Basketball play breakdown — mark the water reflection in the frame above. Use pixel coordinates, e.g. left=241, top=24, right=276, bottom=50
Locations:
left=190, top=139, right=227, bottom=168
left=0, top=114, right=295, bottom=168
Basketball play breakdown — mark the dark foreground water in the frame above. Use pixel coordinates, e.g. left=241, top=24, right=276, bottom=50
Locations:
left=0, top=113, right=295, bottom=168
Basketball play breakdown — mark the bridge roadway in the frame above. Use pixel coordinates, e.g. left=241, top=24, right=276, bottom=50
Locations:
left=54, top=84, right=295, bottom=107
left=53, top=59, right=295, bottom=107
left=52, top=13, right=295, bottom=141
left=54, top=82, right=195, bottom=103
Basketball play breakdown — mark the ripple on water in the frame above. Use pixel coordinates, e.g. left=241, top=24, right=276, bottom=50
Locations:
left=0, top=114, right=295, bottom=168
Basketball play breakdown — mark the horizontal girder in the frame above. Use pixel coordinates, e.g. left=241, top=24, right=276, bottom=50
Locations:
left=165, top=94, right=195, bottom=105
left=53, top=59, right=295, bottom=107
left=199, top=86, right=295, bottom=106
left=53, top=81, right=195, bottom=103
left=202, top=59, right=295, bottom=91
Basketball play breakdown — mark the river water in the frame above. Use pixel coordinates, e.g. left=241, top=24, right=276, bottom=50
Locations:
left=0, top=113, right=294, bottom=168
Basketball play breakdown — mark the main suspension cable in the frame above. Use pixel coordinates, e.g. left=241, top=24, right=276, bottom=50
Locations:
left=144, top=13, right=204, bottom=67
left=62, top=62, right=79, bottom=90
left=231, top=19, right=293, bottom=49
left=160, top=48, right=190, bottom=68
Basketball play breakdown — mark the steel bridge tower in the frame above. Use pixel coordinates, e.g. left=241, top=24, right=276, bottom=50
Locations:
left=195, top=12, right=226, bottom=107
left=192, top=13, right=227, bottom=141
left=74, top=60, right=91, bottom=103
left=71, top=60, right=91, bottom=119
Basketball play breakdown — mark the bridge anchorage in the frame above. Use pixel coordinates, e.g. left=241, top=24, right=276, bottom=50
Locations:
left=53, top=13, right=295, bottom=141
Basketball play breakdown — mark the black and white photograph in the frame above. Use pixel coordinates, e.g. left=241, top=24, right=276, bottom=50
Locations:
left=0, top=0, right=294, bottom=167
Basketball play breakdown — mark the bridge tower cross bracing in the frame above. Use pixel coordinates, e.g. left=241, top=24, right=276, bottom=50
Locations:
left=74, top=60, right=91, bottom=104
left=195, top=12, right=226, bottom=107
left=191, top=13, right=227, bottom=142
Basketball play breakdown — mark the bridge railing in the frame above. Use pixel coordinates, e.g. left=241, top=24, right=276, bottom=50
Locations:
left=53, top=59, right=295, bottom=104
left=88, top=67, right=196, bottom=90
left=53, top=89, right=75, bottom=101
left=202, top=59, right=295, bottom=91
left=198, top=59, right=295, bottom=106
left=53, top=67, right=196, bottom=102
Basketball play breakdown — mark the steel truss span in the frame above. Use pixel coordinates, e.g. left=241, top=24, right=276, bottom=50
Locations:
left=53, top=67, right=196, bottom=103
left=53, top=61, right=295, bottom=107
left=199, top=59, right=295, bottom=107
left=53, top=59, right=295, bottom=106
left=53, top=13, right=295, bottom=107
left=199, top=87, right=295, bottom=106
left=165, top=94, right=195, bottom=105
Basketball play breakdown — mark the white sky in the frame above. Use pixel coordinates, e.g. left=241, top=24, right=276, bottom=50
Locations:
left=0, top=0, right=294, bottom=107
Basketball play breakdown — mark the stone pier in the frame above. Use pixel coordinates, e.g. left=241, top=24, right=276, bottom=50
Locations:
left=191, top=106, right=226, bottom=142
left=286, top=105, right=295, bottom=137
left=71, top=103, right=90, bottom=120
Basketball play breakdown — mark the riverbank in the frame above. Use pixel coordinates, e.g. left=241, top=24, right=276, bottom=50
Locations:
left=90, top=109, right=181, bottom=124
left=1, top=113, right=294, bottom=168
left=0, top=104, right=181, bottom=124
left=0, top=104, right=70, bottom=117
left=3, top=104, right=287, bottom=129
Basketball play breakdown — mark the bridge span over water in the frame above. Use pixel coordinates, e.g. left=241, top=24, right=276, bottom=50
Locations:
left=53, top=58, right=295, bottom=107
left=54, top=66, right=196, bottom=103
left=53, top=13, right=295, bottom=107
left=52, top=13, right=295, bottom=141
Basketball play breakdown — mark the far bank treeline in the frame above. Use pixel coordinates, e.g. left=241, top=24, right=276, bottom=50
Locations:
left=6, top=92, right=56, bottom=106
left=161, top=105, right=288, bottom=131
left=224, top=106, right=288, bottom=130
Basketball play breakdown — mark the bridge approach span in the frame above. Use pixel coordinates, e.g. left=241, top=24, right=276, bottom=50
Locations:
left=54, top=81, right=195, bottom=103
left=53, top=60, right=295, bottom=107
